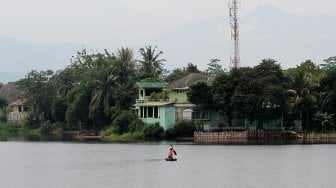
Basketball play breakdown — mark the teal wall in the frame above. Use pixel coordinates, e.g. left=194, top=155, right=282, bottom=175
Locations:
left=164, top=106, right=176, bottom=130
left=139, top=105, right=175, bottom=130
left=159, top=106, right=175, bottom=130
left=142, top=116, right=160, bottom=126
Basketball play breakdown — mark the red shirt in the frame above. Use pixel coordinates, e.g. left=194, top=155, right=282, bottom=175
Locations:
left=168, top=149, right=174, bottom=157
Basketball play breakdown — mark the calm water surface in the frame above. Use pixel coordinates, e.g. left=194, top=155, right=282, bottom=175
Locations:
left=0, top=142, right=336, bottom=188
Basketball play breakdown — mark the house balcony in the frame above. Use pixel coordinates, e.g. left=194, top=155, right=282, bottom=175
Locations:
left=135, top=99, right=175, bottom=106
left=136, top=99, right=175, bottom=103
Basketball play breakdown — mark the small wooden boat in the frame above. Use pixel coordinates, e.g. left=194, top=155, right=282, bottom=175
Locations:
left=165, top=158, right=177, bottom=161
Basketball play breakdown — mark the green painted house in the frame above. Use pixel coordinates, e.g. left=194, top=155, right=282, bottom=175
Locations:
left=133, top=74, right=282, bottom=131
left=134, top=81, right=176, bottom=130
left=134, top=73, right=228, bottom=131
left=168, top=73, right=284, bottom=131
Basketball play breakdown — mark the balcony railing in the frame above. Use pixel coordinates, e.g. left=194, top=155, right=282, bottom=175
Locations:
left=136, top=99, right=175, bottom=104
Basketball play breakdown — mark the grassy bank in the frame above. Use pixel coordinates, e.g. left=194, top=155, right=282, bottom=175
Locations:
left=101, top=127, right=144, bottom=142
left=0, top=122, right=64, bottom=141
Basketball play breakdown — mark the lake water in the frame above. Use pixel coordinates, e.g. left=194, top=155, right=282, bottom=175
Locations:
left=1, top=141, right=336, bottom=188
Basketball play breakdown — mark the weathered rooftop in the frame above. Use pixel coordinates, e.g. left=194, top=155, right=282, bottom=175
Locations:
left=169, top=73, right=210, bottom=89
left=0, top=83, right=23, bottom=103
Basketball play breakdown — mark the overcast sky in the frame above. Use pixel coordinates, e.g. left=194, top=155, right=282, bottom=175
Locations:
left=0, top=0, right=335, bottom=80
left=1, top=0, right=335, bottom=44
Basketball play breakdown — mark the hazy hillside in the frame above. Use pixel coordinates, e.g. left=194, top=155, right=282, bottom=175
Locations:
left=0, top=35, right=80, bottom=83
left=158, top=5, right=336, bottom=69
left=1, top=5, right=335, bottom=83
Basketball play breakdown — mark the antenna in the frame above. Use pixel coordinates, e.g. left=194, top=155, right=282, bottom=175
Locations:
left=228, top=0, right=240, bottom=69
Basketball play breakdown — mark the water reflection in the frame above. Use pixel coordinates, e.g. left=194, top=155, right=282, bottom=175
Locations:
left=0, top=132, right=70, bottom=142
left=194, top=139, right=336, bottom=145
left=1, top=142, right=336, bottom=188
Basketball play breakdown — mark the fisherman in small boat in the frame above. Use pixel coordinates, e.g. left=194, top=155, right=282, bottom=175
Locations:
left=167, top=145, right=176, bottom=160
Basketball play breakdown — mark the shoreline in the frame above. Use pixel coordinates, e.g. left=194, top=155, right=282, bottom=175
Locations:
left=194, top=131, right=336, bottom=145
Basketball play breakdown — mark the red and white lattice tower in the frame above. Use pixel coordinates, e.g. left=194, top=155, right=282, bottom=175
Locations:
left=229, top=0, right=240, bottom=69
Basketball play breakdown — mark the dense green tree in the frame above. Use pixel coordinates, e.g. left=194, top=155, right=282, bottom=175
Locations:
left=114, top=82, right=138, bottom=111
left=51, top=97, right=67, bottom=123
left=185, top=62, right=201, bottom=73
left=231, top=59, right=290, bottom=128
left=165, top=62, right=202, bottom=83
left=10, top=45, right=336, bottom=135
left=65, top=84, right=92, bottom=129
left=187, top=81, right=213, bottom=128
left=321, top=56, right=336, bottom=72
left=88, top=53, right=118, bottom=121
left=231, top=67, right=262, bottom=123
left=256, top=59, right=290, bottom=122
left=206, top=59, right=225, bottom=76
left=320, top=58, right=336, bottom=124
left=51, top=68, right=77, bottom=97
left=165, top=68, right=189, bottom=83
left=51, top=48, right=139, bottom=130
left=286, top=60, right=322, bottom=130
left=17, top=70, right=56, bottom=123
left=212, top=72, right=235, bottom=126
left=61, top=48, right=139, bottom=129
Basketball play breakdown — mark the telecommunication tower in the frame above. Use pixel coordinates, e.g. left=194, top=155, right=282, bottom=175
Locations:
left=229, top=0, right=240, bottom=69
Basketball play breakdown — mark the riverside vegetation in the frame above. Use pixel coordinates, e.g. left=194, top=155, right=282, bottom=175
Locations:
left=0, top=46, right=335, bottom=141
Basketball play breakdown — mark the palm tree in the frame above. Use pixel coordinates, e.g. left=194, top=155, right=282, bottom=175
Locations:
left=89, top=55, right=119, bottom=119
left=137, top=45, right=166, bottom=80
left=288, top=70, right=319, bottom=130
left=115, top=47, right=136, bottom=84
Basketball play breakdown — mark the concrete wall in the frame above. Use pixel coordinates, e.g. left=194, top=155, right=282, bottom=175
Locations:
left=159, top=106, right=176, bottom=130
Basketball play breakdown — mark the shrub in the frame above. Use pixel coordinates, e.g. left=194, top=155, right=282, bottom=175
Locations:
left=142, top=123, right=164, bottom=140
left=111, top=111, right=144, bottom=135
left=0, top=109, right=6, bottom=122
left=52, top=97, right=67, bottom=123
left=150, top=90, right=170, bottom=100
left=102, top=127, right=144, bottom=141
left=165, top=120, right=196, bottom=139
left=39, top=121, right=56, bottom=134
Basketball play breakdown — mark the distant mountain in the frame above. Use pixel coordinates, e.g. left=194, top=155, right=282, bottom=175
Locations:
left=157, top=5, right=336, bottom=69
left=157, top=16, right=231, bottom=70
left=0, top=72, right=25, bottom=84
left=0, top=5, right=335, bottom=83
left=240, top=5, right=335, bottom=67
left=0, top=35, right=80, bottom=82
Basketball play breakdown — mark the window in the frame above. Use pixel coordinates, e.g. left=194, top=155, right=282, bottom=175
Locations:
left=192, top=111, right=210, bottom=120
left=148, top=107, right=153, bottom=118
left=182, top=109, right=193, bottom=120
left=140, top=107, right=143, bottom=118
left=154, top=106, right=159, bottom=118
left=144, top=107, right=147, bottom=118
left=140, top=106, right=159, bottom=119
